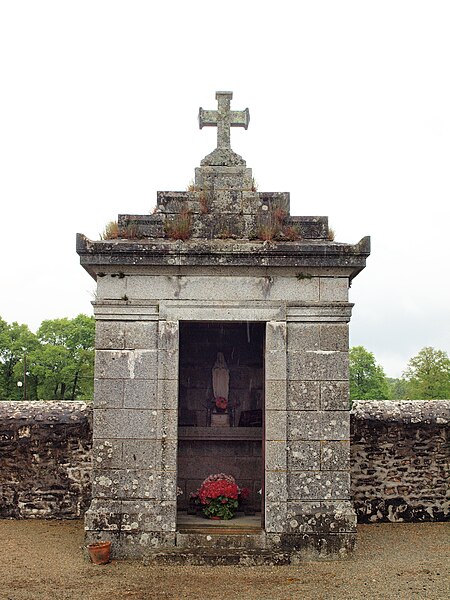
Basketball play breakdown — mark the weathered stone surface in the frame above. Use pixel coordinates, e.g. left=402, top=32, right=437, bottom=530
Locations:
left=321, top=440, right=350, bottom=470
left=124, top=321, right=159, bottom=349
left=265, top=440, right=287, bottom=470
left=94, top=378, right=124, bottom=408
left=95, top=315, right=158, bottom=350
left=286, top=304, right=353, bottom=323
left=95, top=350, right=158, bottom=380
left=265, top=352, right=287, bottom=381
left=95, top=320, right=126, bottom=349
left=160, top=300, right=285, bottom=323
left=351, top=400, right=450, bottom=523
left=287, top=351, right=348, bottom=381
left=265, top=379, right=287, bottom=410
left=157, top=378, right=178, bottom=410
left=288, top=471, right=350, bottom=501
left=285, top=500, right=356, bottom=533
left=265, top=322, right=287, bottom=382
left=93, top=300, right=159, bottom=322
left=195, top=165, right=252, bottom=187
left=121, top=500, right=176, bottom=532
left=265, top=501, right=287, bottom=533
left=156, top=409, right=178, bottom=441
left=122, top=440, right=158, bottom=470
left=91, top=468, right=174, bottom=500
left=93, top=408, right=157, bottom=439
left=320, top=381, right=349, bottom=410
left=287, top=381, right=320, bottom=410
left=288, top=411, right=350, bottom=441
left=85, top=530, right=177, bottom=559
left=320, top=324, right=349, bottom=352
left=77, top=235, right=371, bottom=277
left=287, top=324, right=320, bottom=352
left=93, top=439, right=123, bottom=468
left=288, top=441, right=321, bottom=470
left=84, top=498, right=122, bottom=531
left=266, top=531, right=356, bottom=559
left=319, top=277, right=348, bottom=301
left=176, top=531, right=266, bottom=550
left=265, top=410, right=287, bottom=440
left=0, top=401, right=92, bottom=519
left=157, top=350, right=179, bottom=380
left=123, top=379, right=157, bottom=409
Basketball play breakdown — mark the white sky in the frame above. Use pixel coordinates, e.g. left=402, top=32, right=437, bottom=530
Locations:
left=1, top=1, right=449, bottom=378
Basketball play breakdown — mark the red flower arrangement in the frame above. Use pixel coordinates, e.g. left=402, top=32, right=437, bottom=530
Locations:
left=214, top=397, right=228, bottom=412
left=190, top=473, right=251, bottom=520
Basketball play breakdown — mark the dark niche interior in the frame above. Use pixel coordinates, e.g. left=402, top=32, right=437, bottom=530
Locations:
left=177, top=321, right=264, bottom=513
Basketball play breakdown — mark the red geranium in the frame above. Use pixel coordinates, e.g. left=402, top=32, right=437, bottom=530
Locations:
left=194, top=473, right=240, bottom=520
left=189, top=474, right=251, bottom=520
left=198, top=479, right=239, bottom=505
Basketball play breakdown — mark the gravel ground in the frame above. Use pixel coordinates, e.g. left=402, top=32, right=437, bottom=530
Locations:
left=0, top=520, right=448, bottom=600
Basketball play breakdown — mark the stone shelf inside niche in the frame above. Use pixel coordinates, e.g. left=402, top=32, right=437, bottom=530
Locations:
left=178, top=427, right=262, bottom=441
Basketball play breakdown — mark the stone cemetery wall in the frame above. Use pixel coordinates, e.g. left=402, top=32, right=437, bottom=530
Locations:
left=0, top=400, right=448, bottom=522
left=0, top=401, right=92, bottom=518
left=351, top=400, right=449, bottom=523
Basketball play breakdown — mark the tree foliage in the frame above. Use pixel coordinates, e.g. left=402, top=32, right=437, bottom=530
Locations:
left=0, top=315, right=94, bottom=400
left=349, top=346, right=390, bottom=401
left=403, top=346, right=450, bottom=399
left=386, top=377, right=409, bottom=400
left=0, top=319, right=39, bottom=399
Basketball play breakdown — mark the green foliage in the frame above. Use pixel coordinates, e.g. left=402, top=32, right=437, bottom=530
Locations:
left=403, top=347, right=450, bottom=399
left=386, top=377, right=409, bottom=400
left=0, top=319, right=39, bottom=399
left=202, top=497, right=238, bottom=520
left=349, top=346, right=390, bottom=401
left=0, top=315, right=94, bottom=401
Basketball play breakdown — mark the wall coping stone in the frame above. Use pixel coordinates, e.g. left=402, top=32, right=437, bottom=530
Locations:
left=352, top=400, right=450, bottom=425
left=0, top=400, right=92, bottom=424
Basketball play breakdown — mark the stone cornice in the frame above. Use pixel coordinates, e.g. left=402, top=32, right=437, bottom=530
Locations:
left=77, top=234, right=370, bottom=281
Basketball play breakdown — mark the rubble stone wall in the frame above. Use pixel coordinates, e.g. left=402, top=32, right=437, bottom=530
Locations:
left=0, top=401, right=92, bottom=518
left=351, top=400, right=449, bottom=523
left=0, top=400, right=448, bottom=522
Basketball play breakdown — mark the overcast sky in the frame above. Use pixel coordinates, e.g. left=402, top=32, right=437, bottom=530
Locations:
left=1, top=1, right=449, bottom=377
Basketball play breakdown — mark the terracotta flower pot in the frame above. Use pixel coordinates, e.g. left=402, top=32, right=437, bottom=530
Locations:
left=88, top=541, right=112, bottom=565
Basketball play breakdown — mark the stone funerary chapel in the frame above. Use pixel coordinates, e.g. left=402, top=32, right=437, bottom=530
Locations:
left=77, top=91, right=370, bottom=561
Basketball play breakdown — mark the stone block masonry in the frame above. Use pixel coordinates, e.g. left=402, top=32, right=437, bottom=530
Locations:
left=75, top=90, right=371, bottom=559
left=1, top=400, right=447, bottom=523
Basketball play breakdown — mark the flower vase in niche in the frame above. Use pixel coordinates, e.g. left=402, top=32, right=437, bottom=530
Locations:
left=211, top=396, right=229, bottom=427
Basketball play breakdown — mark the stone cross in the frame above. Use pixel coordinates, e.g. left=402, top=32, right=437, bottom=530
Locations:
left=199, top=91, right=250, bottom=150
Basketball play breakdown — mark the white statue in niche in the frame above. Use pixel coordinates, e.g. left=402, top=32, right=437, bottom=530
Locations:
left=210, top=352, right=230, bottom=427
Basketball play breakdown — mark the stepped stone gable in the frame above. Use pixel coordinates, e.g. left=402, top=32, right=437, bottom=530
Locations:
left=77, top=91, right=370, bottom=562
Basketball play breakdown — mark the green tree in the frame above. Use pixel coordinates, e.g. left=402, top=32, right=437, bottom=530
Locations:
left=403, top=347, right=450, bottom=399
left=31, top=315, right=95, bottom=400
left=349, top=346, right=390, bottom=401
left=0, top=319, right=39, bottom=399
left=387, top=377, right=408, bottom=400
left=0, top=314, right=95, bottom=400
